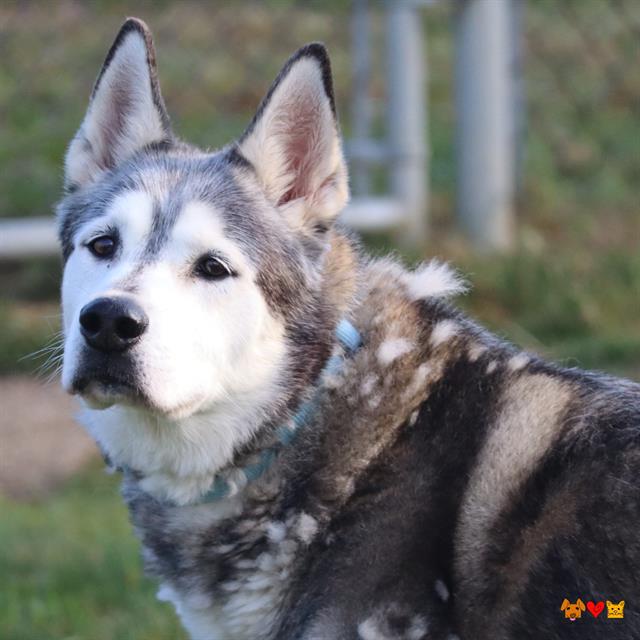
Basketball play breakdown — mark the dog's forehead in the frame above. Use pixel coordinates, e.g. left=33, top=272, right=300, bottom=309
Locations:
left=125, top=152, right=262, bottom=260
left=167, top=200, right=254, bottom=269
left=60, top=150, right=282, bottom=263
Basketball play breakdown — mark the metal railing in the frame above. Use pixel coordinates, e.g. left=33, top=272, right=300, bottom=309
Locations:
left=0, top=0, right=522, bottom=259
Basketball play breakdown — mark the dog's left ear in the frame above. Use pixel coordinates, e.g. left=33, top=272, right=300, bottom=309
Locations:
left=236, top=43, right=348, bottom=232
left=64, top=18, right=172, bottom=190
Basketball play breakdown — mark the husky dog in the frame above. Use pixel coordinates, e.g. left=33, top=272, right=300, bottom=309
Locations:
left=58, top=18, right=640, bottom=640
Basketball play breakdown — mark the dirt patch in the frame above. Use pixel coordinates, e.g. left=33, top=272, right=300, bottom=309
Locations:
left=0, top=376, right=97, bottom=500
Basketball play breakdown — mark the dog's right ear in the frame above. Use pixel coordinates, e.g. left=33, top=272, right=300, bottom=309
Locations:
left=64, top=18, right=172, bottom=191
left=560, top=599, right=569, bottom=611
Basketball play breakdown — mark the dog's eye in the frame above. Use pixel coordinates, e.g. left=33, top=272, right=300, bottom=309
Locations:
left=195, top=255, right=232, bottom=281
left=87, top=235, right=117, bottom=259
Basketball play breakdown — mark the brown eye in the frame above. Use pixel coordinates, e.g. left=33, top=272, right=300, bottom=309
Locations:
left=87, top=235, right=116, bottom=258
left=195, top=255, right=232, bottom=281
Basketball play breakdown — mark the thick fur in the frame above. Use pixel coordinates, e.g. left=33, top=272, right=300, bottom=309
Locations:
left=58, top=19, right=640, bottom=640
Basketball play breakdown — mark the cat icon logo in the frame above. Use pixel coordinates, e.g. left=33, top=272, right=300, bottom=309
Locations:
left=606, top=600, right=625, bottom=619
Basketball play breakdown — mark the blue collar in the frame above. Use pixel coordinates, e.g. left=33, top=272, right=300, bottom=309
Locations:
left=200, top=318, right=362, bottom=502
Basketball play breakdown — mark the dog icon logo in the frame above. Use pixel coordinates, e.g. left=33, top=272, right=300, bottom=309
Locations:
left=561, top=598, right=586, bottom=621
left=606, top=600, right=625, bottom=619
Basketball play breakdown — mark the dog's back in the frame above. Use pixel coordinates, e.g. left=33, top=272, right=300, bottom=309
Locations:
left=454, top=361, right=640, bottom=638
left=271, top=291, right=640, bottom=639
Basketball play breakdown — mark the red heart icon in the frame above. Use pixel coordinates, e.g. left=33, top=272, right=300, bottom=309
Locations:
left=587, top=601, right=604, bottom=618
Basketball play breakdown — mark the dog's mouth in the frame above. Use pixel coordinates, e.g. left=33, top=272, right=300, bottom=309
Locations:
left=73, top=374, right=139, bottom=406
left=66, top=348, right=206, bottom=418
left=72, top=371, right=148, bottom=409
left=70, top=350, right=148, bottom=410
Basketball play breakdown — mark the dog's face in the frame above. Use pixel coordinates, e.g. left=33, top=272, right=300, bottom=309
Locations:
left=606, top=600, right=625, bottom=619
left=60, top=179, right=286, bottom=419
left=560, top=598, right=585, bottom=621
left=58, top=20, right=350, bottom=476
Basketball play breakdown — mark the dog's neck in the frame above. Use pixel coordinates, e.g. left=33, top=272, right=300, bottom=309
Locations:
left=82, top=383, right=284, bottom=504
left=112, top=318, right=361, bottom=505
left=82, top=335, right=350, bottom=505
left=121, top=258, right=474, bottom=573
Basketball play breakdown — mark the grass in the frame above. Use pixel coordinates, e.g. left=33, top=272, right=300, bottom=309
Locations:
left=0, top=464, right=187, bottom=640
left=461, top=249, right=640, bottom=378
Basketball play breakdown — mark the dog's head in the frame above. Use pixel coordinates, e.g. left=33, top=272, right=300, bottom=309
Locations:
left=606, top=600, right=625, bottom=619
left=560, top=598, right=585, bottom=621
left=58, top=19, right=355, bottom=478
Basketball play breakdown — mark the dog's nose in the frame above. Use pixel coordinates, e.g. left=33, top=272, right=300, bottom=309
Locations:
left=79, top=296, right=148, bottom=353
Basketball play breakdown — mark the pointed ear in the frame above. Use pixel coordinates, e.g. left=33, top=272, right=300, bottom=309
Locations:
left=64, top=18, right=172, bottom=190
left=560, top=599, right=569, bottom=611
left=577, top=599, right=585, bottom=611
left=236, top=43, right=348, bottom=232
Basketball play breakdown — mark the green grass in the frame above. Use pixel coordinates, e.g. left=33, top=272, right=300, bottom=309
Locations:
left=460, top=249, right=640, bottom=379
left=0, top=464, right=187, bottom=640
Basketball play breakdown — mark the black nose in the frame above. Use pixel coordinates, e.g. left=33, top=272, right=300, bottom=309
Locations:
left=79, top=296, right=148, bottom=353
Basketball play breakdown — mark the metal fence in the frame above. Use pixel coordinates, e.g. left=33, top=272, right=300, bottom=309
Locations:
left=1, top=0, right=638, bottom=259
left=0, top=0, right=432, bottom=258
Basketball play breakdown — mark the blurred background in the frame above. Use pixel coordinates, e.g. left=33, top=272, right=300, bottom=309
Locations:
left=1, top=1, right=638, bottom=638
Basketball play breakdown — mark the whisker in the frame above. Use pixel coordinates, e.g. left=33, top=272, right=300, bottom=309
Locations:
left=35, top=353, right=64, bottom=378
left=19, top=335, right=64, bottom=363
left=37, top=350, right=64, bottom=370
left=44, top=363, right=64, bottom=386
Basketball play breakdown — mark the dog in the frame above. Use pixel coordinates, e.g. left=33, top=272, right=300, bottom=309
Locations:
left=606, top=601, right=625, bottom=619
left=57, top=18, right=640, bottom=640
left=561, top=599, right=585, bottom=622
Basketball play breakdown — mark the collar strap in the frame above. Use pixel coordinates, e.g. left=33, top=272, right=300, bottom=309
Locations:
left=200, top=318, right=361, bottom=503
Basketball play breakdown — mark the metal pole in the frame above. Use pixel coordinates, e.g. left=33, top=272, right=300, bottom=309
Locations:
left=386, top=0, right=429, bottom=246
left=351, top=0, right=373, bottom=196
left=455, top=0, right=516, bottom=251
left=511, top=0, right=526, bottom=195
left=0, top=218, right=59, bottom=259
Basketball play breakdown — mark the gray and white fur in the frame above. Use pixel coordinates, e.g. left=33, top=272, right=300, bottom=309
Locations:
left=58, top=19, right=640, bottom=640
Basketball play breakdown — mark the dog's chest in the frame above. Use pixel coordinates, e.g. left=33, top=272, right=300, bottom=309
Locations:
left=129, top=488, right=315, bottom=640
left=156, top=572, right=286, bottom=640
